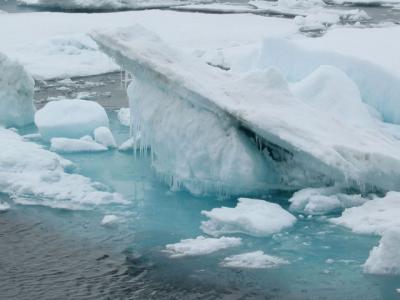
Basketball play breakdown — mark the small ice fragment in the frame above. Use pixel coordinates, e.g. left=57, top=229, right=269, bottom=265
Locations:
left=220, top=251, right=289, bottom=269
left=201, top=198, right=296, bottom=237
left=164, top=236, right=241, bottom=258
left=80, top=135, right=94, bottom=142
left=94, top=126, right=116, bottom=148
left=0, top=202, right=10, bottom=211
left=101, top=214, right=119, bottom=226
left=118, top=137, right=134, bottom=152
left=326, top=258, right=335, bottom=264
left=50, top=137, right=108, bottom=153
left=23, top=133, right=42, bottom=141
left=117, top=108, right=130, bottom=127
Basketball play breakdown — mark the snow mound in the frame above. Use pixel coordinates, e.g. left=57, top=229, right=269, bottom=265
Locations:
left=164, top=236, right=242, bottom=258
left=331, top=192, right=400, bottom=235
left=0, top=127, right=124, bottom=210
left=363, top=230, right=400, bottom=275
left=201, top=198, right=296, bottom=237
left=220, top=250, right=289, bottom=269
left=258, top=38, right=400, bottom=125
left=289, top=187, right=367, bottom=215
left=94, top=126, right=116, bottom=148
left=50, top=137, right=108, bottom=153
left=0, top=202, right=10, bottom=211
left=35, top=99, right=109, bottom=141
left=0, top=52, right=35, bottom=127
left=92, top=25, right=400, bottom=194
left=117, top=108, right=130, bottom=127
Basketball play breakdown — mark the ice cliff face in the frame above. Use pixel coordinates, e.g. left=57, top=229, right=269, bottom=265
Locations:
left=0, top=52, right=35, bottom=127
left=92, top=25, right=400, bottom=195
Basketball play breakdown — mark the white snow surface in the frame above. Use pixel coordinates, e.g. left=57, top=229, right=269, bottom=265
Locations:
left=220, top=251, right=289, bottom=269
left=50, top=137, right=108, bottom=153
left=331, top=192, right=400, bottom=235
left=164, top=236, right=242, bottom=258
left=289, top=187, right=367, bottom=215
left=0, top=52, right=35, bottom=127
left=92, top=25, right=400, bottom=193
left=363, top=229, right=400, bottom=275
left=0, top=10, right=296, bottom=79
left=94, top=126, right=116, bottom=148
left=35, top=99, right=109, bottom=141
left=0, top=127, right=124, bottom=209
left=201, top=198, right=296, bottom=237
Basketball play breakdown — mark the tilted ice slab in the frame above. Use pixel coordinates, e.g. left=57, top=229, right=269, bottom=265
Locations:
left=164, top=236, right=242, bottom=258
left=201, top=198, right=296, bottom=237
left=35, top=99, right=109, bottom=141
left=92, top=26, right=400, bottom=193
left=18, top=0, right=213, bottom=11
left=50, top=137, right=108, bottom=153
left=0, top=127, right=124, bottom=210
left=0, top=52, right=35, bottom=128
left=258, top=35, right=400, bottom=125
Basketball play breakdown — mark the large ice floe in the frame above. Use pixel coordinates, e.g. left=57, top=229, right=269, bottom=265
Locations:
left=0, top=52, right=35, bottom=127
left=201, top=198, right=296, bottom=237
left=92, top=25, right=400, bottom=194
left=35, top=99, right=109, bottom=141
left=0, top=127, right=124, bottom=210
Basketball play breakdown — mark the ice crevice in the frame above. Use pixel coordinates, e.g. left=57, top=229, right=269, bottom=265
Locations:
left=91, top=25, right=400, bottom=195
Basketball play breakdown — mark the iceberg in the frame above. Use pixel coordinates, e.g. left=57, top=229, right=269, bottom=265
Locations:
left=0, top=202, right=10, bottom=212
left=92, top=25, right=400, bottom=194
left=35, top=99, right=109, bottom=141
left=164, top=236, right=242, bottom=258
left=0, top=52, right=35, bottom=127
left=220, top=251, right=289, bottom=269
left=101, top=214, right=120, bottom=226
left=201, top=198, right=296, bottom=237
left=0, top=127, right=124, bottom=210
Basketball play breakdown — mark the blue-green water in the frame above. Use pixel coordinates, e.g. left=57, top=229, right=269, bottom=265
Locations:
left=1, top=111, right=399, bottom=300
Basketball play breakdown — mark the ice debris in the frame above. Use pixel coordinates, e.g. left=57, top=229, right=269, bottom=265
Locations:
left=220, top=251, right=289, bottom=269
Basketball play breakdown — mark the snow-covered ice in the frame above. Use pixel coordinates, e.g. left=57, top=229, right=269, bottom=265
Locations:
left=94, top=126, right=116, bottom=148
left=220, top=251, right=289, bottom=269
left=201, top=198, right=296, bottom=237
left=0, top=127, right=124, bottom=209
left=289, top=187, right=367, bottom=215
left=117, top=108, right=130, bottom=127
left=35, top=99, right=109, bottom=141
left=92, top=25, right=400, bottom=193
left=363, top=229, right=400, bottom=275
left=164, top=236, right=242, bottom=258
left=331, top=192, right=400, bottom=235
left=50, top=137, right=108, bottom=153
left=0, top=52, right=35, bottom=127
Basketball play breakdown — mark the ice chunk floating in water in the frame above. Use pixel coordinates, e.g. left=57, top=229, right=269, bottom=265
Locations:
left=201, top=198, right=296, bottom=237
left=164, top=236, right=242, bottom=258
left=92, top=25, right=400, bottom=194
left=220, top=251, right=289, bottom=269
left=0, top=52, right=35, bottom=127
left=35, top=99, right=109, bottom=141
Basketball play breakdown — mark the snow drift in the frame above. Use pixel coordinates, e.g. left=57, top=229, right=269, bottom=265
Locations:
left=92, top=25, right=400, bottom=194
left=0, top=52, right=35, bottom=127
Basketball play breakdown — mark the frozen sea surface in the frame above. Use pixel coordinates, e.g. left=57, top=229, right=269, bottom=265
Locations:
left=1, top=98, right=399, bottom=299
